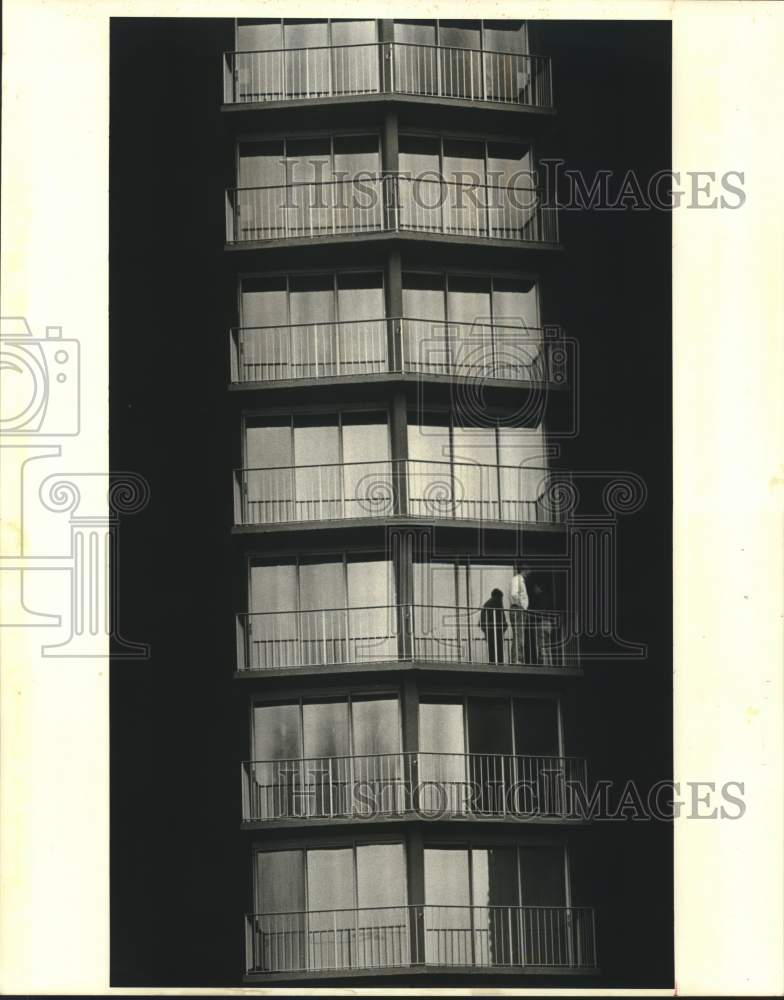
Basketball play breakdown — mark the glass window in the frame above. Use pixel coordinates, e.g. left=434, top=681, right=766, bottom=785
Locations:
left=237, top=19, right=283, bottom=52
left=514, top=698, right=560, bottom=756
left=356, top=844, right=406, bottom=907
left=519, top=846, right=566, bottom=906
left=245, top=415, right=292, bottom=469
left=241, top=276, right=288, bottom=329
left=424, top=847, right=472, bottom=964
left=257, top=849, right=305, bottom=914
left=425, top=847, right=470, bottom=906
left=303, top=700, right=350, bottom=759
left=238, top=140, right=285, bottom=188
left=283, top=20, right=330, bottom=49
left=298, top=559, right=345, bottom=612
left=483, top=21, right=528, bottom=56
left=249, top=561, right=297, bottom=615
left=285, top=137, right=331, bottom=186
left=333, top=134, right=380, bottom=177
left=337, top=272, right=384, bottom=322
left=330, top=19, right=377, bottom=46
left=351, top=696, right=400, bottom=756
left=419, top=699, right=465, bottom=754
left=253, top=702, right=302, bottom=761
left=394, top=20, right=436, bottom=45
left=466, top=698, right=513, bottom=755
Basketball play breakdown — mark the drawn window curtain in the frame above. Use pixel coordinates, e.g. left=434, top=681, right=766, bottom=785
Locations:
left=487, top=142, right=536, bottom=238
left=491, top=278, right=542, bottom=380
left=332, top=134, right=382, bottom=234
left=412, top=558, right=460, bottom=661
left=451, top=424, right=498, bottom=521
left=442, top=139, right=486, bottom=236
left=261, top=844, right=407, bottom=972
left=302, top=700, right=350, bottom=818
left=446, top=275, right=491, bottom=376
left=288, top=274, right=335, bottom=379
left=283, top=20, right=330, bottom=99
left=351, top=697, right=402, bottom=815
left=402, top=272, right=446, bottom=374
left=237, top=141, right=285, bottom=240
left=393, top=20, right=437, bottom=96
left=244, top=416, right=293, bottom=525
left=398, top=136, right=441, bottom=232
left=252, top=703, right=302, bottom=820
left=423, top=848, right=472, bottom=965
left=354, top=844, right=408, bottom=968
left=346, top=556, right=397, bottom=663
left=255, top=850, right=306, bottom=973
left=330, top=20, right=379, bottom=95
left=483, top=21, right=529, bottom=102
left=406, top=411, right=452, bottom=519
left=235, top=20, right=283, bottom=102
left=438, top=21, right=482, bottom=100
left=418, top=699, right=467, bottom=814
left=423, top=846, right=522, bottom=967
left=239, top=277, right=288, bottom=382
left=470, top=847, right=521, bottom=966
left=497, top=423, right=548, bottom=522
left=337, top=272, right=386, bottom=374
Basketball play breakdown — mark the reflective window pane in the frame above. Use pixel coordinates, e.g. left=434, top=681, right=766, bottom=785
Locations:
left=514, top=698, right=560, bottom=756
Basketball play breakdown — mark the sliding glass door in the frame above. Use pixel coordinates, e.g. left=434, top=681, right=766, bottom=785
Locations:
left=254, top=844, right=408, bottom=973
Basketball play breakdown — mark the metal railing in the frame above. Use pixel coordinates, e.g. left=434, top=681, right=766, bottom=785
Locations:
left=230, top=318, right=390, bottom=383
left=223, top=42, right=553, bottom=109
left=225, top=175, right=558, bottom=245
left=235, top=604, right=575, bottom=672
left=229, top=317, right=563, bottom=386
left=241, top=751, right=588, bottom=822
left=400, top=319, right=560, bottom=383
left=244, top=904, right=597, bottom=974
left=234, top=460, right=569, bottom=527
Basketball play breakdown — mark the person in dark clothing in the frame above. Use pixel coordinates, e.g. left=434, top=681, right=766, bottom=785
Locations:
left=479, top=588, right=508, bottom=664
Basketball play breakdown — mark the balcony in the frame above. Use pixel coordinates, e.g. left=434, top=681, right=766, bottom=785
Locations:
left=233, top=461, right=569, bottom=529
left=235, top=605, right=576, bottom=673
left=230, top=318, right=565, bottom=387
left=241, top=751, right=588, bottom=823
left=244, top=904, right=597, bottom=976
left=225, top=175, right=558, bottom=246
left=223, top=42, right=554, bottom=110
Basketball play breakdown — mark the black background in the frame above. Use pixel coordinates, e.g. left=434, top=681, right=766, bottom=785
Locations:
left=110, top=18, right=672, bottom=987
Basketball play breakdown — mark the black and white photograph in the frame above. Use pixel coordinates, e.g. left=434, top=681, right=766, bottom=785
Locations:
left=110, top=16, right=673, bottom=989
left=1, top=3, right=782, bottom=998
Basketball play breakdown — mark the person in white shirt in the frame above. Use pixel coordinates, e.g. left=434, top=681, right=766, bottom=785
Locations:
left=509, top=563, right=530, bottom=664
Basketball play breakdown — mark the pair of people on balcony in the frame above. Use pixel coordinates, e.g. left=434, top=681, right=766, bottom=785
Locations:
left=479, top=565, right=545, bottom=665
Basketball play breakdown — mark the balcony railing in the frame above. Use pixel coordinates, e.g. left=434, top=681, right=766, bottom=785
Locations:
left=225, top=175, right=558, bottom=245
left=235, top=604, right=575, bottom=672
left=234, top=461, right=569, bottom=527
left=230, top=317, right=563, bottom=386
left=241, top=751, right=588, bottom=822
left=223, top=42, right=554, bottom=110
left=244, top=904, right=597, bottom=975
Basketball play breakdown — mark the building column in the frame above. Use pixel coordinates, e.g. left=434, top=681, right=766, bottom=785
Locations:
left=406, top=827, right=426, bottom=963
left=385, top=246, right=403, bottom=369
left=379, top=20, right=396, bottom=92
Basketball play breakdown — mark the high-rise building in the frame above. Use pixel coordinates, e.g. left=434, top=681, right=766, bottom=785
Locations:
left=224, top=18, right=594, bottom=986
left=111, top=17, right=672, bottom=990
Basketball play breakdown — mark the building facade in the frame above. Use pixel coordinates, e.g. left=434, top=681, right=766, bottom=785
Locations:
left=222, top=17, right=597, bottom=986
